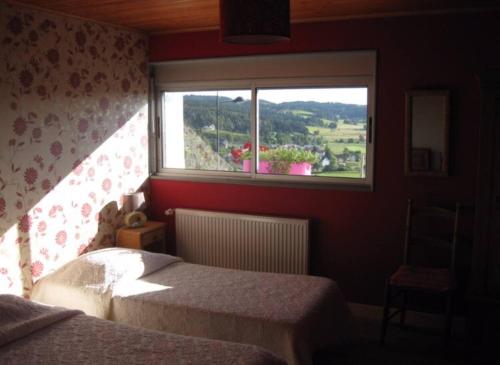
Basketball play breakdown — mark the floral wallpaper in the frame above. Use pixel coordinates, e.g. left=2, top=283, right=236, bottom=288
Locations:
left=0, top=2, right=149, bottom=296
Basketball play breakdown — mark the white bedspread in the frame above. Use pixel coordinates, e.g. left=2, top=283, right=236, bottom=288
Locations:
left=32, top=248, right=357, bottom=365
left=0, top=295, right=285, bottom=365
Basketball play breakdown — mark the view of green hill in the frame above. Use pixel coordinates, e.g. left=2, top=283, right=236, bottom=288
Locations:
left=182, top=95, right=367, bottom=177
left=184, top=95, right=366, bottom=145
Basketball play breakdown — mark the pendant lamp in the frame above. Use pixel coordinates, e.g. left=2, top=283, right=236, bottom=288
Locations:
left=219, top=0, right=290, bottom=44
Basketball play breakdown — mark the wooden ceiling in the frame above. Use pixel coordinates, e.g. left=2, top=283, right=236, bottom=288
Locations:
left=9, top=0, right=500, bottom=34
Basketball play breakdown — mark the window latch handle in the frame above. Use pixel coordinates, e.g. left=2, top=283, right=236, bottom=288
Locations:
left=368, top=117, right=373, bottom=143
left=156, top=116, right=161, bottom=137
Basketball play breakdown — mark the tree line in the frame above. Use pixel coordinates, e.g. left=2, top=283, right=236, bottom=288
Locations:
left=184, top=95, right=367, bottom=146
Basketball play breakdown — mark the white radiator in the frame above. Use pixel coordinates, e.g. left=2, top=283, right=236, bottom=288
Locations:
left=174, top=209, right=309, bottom=275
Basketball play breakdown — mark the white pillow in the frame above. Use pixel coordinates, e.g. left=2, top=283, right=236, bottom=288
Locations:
left=41, top=248, right=182, bottom=291
left=84, top=248, right=182, bottom=287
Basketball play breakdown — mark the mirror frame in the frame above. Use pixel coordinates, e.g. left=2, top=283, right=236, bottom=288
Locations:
left=404, top=89, right=450, bottom=177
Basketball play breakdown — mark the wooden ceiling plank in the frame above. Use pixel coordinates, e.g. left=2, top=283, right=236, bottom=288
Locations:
left=8, top=0, right=500, bottom=34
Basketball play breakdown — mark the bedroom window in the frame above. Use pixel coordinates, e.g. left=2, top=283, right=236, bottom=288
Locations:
left=153, top=51, right=376, bottom=189
left=256, top=87, right=369, bottom=179
left=160, top=90, right=251, bottom=173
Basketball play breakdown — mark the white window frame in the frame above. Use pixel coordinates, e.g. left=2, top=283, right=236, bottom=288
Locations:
left=152, top=52, right=376, bottom=191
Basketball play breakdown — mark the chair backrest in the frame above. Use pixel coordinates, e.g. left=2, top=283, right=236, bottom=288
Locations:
left=403, top=199, right=461, bottom=273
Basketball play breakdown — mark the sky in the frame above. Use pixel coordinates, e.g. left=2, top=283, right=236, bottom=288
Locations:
left=179, top=87, right=368, bottom=106
left=258, top=88, right=367, bottom=106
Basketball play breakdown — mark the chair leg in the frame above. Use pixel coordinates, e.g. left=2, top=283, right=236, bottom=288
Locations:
left=400, top=290, right=407, bottom=327
left=444, top=292, right=453, bottom=349
left=380, top=279, right=392, bottom=346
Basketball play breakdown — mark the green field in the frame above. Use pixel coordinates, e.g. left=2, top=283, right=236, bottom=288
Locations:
left=328, top=143, right=365, bottom=154
left=289, top=110, right=313, bottom=117
left=307, top=121, right=366, bottom=154
left=307, top=123, right=365, bottom=140
left=316, top=170, right=362, bottom=178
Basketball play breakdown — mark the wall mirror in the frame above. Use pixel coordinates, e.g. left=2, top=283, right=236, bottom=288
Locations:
left=405, top=90, right=450, bottom=176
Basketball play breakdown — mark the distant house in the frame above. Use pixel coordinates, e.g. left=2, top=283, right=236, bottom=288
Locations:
left=321, top=157, right=330, bottom=167
left=202, top=124, right=216, bottom=131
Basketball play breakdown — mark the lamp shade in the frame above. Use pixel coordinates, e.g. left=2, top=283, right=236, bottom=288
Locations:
left=220, top=0, right=290, bottom=44
left=122, top=192, right=146, bottom=213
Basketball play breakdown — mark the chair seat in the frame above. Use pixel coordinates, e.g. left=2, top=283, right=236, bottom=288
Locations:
left=390, top=265, right=455, bottom=292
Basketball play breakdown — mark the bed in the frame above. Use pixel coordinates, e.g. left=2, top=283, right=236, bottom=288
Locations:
left=0, top=294, right=285, bottom=365
left=31, top=248, right=357, bottom=365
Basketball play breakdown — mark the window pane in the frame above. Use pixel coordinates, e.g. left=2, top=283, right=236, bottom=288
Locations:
left=162, top=90, right=251, bottom=172
left=257, top=87, right=368, bottom=178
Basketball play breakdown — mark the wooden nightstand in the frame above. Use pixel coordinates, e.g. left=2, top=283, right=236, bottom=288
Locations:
left=116, top=221, right=166, bottom=253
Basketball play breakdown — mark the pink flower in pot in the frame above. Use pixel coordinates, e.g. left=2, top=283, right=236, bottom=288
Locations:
left=289, top=162, right=312, bottom=175
left=233, top=142, right=269, bottom=172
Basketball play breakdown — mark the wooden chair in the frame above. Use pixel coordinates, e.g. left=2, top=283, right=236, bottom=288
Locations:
left=380, top=199, right=460, bottom=348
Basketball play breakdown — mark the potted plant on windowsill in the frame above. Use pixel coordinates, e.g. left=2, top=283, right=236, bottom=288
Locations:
left=260, top=148, right=318, bottom=175
left=232, top=143, right=318, bottom=176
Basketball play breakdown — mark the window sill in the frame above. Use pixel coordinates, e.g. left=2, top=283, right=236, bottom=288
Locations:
left=150, top=173, right=373, bottom=192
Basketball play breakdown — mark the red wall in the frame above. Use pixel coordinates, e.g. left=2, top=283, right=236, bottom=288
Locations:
left=148, top=12, right=500, bottom=305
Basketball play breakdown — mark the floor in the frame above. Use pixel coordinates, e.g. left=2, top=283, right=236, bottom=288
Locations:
left=313, top=312, right=493, bottom=365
